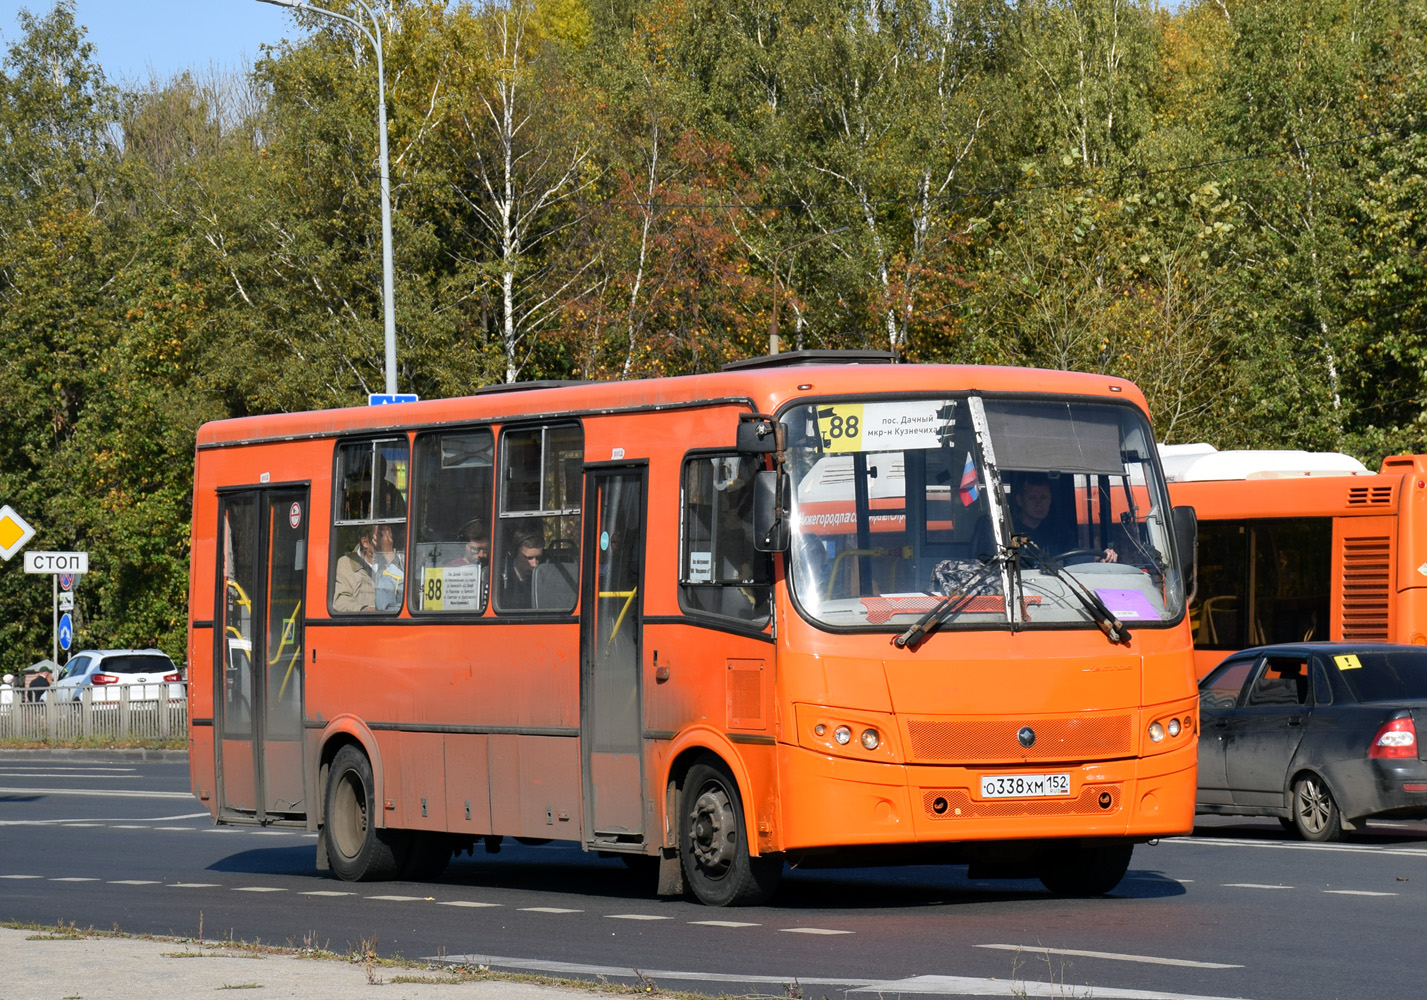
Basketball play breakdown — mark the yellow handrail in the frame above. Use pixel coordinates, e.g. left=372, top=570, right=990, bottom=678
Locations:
left=600, top=588, right=638, bottom=650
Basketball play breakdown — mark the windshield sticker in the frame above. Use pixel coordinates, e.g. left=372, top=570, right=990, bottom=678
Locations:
left=860, top=594, right=1040, bottom=625
left=816, top=401, right=955, bottom=453
left=1094, top=589, right=1161, bottom=621
left=1334, top=653, right=1362, bottom=670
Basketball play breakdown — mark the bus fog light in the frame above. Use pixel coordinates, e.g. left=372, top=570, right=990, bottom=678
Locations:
left=834, top=725, right=851, bottom=745
left=860, top=728, right=880, bottom=750
left=1167, top=718, right=1181, bottom=738
left=814, top=724, right=827, bottom=736
left=1148, top=722, right=1165, bottom=743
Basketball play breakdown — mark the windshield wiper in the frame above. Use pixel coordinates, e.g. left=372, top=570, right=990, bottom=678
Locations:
left=1019, top=539, right=1131, bottom=645
left=894, top=555, right=1006, bottom=649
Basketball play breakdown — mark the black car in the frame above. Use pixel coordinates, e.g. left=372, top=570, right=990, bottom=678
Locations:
left=1197, top=641, right=1427, bottom=841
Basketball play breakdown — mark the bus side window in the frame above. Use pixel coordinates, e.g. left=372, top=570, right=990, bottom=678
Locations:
left=496, top=423, right=582, bottom=614
left=679, top=454, right=770, bottom=624
left=331, top=438, right=409, bottom=615
left=409, top=429, right=494, bottom=614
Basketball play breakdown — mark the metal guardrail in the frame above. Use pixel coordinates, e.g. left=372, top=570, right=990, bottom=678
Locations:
left=0, top=685, right=188, bottom=741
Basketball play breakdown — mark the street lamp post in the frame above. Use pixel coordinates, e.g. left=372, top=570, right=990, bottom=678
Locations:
left=768, top=227, right=848, bottom=355
left=257, top=0, right=398, bottom=396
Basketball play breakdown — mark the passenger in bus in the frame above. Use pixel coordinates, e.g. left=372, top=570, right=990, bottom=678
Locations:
left=333, top=524, right=379, bottom=613
left=445, top=518, right=489, bottom=569
left=499, top=528, right=544, bottom=608
left=374, top=523, right=405, bottom=612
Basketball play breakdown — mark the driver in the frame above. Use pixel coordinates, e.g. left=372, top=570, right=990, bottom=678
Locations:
left=1012, top=474, right=1116, bottom=562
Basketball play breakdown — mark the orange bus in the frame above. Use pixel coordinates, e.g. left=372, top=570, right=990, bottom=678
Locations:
left=1164, top=443, right=1427, bottom=678
left=187, top=353, right=1200, bottom=905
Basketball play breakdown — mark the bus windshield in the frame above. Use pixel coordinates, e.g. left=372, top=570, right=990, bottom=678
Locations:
left=783, top=395, right=1185, bottom=632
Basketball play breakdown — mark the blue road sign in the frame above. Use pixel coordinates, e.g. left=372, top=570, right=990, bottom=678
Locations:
left=369, top=393, right=419, bottom=406
left=58, top=612, right=73, bottom=651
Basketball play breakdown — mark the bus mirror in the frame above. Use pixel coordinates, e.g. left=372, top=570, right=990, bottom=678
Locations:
left=1172, top=505, right=1197, bottom=585
left=737, top=414, right=780, bottom=454
left=753, top=469, right=790, bottom=552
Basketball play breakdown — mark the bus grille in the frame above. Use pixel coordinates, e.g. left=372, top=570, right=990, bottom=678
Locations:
left=920, top=785, right=1122, bottom=820
left=1341, top=536, right=1391, bottom=640
left=905, top=715, right=1132, bottom=764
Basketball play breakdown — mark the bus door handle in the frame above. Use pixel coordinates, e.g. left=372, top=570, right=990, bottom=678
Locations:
left=1286, top=715, right=1304, bottom=727
left=653, top=651, right=669, bottom=683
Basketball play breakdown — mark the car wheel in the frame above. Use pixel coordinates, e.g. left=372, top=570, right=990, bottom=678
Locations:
left=323, top=744, right=409, bottom=881
left=1292, top=774, right=1342, bottom=842
left=1038, top=840, right=1134, bottom=896
left=679, top=759, right=782, bottom=906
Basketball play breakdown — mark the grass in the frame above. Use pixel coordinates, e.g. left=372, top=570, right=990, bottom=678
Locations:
left=0, top=736, right=186, bottom=751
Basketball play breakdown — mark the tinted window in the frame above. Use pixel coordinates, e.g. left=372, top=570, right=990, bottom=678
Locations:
left=99, top=655, right=175, bottom=675
left=680, top=453, right=771, bottom=624
left=1331, top=648, right=1427, bottom=702
left=1201, top=658, right=1254, bottom=709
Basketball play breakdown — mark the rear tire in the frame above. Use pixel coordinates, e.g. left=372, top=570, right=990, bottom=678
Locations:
left=679, top=759, right=781, bottom=906
left=1038, top=841, right=1134, bottom=896
left=1292, top=774, right=1342, bottom=842
left=323, top=744, right=409, bottom=881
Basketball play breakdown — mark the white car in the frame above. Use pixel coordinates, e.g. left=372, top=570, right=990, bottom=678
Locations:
left=52, top=649, right=183, bottom=703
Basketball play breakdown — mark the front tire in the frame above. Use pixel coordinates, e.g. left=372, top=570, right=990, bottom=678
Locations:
left=679, top=759, right=781, bottom=906
left=1292, top=774, right=1342, bottom=842
left=323, top=744, right=409, bottom=881
left=1038, top=841, right=1134, bottom=896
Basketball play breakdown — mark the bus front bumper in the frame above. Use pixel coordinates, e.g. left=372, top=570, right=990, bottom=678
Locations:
left=772, top=742, right=1196, bottom=852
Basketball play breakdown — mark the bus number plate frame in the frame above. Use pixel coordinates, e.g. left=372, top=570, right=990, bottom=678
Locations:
left=979, top=773, right=1071, bottom=799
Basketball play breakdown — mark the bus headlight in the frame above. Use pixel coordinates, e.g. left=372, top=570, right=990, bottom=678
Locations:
left=1167, top=718, right=1182, bottom=738
left=834, top=725, right=852, bottom=745
left=860, top=728, right=880, bottom=750
left=1148, top=721, right=1166, bottom=743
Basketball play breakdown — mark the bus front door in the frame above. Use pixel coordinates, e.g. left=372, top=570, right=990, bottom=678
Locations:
left=216, top=488, right=309, bottom=824
left=581, top=468, right=647, bottom=847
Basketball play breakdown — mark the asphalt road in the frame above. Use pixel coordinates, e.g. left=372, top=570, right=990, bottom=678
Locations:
left=1, top=750, right=1423, bottom=1000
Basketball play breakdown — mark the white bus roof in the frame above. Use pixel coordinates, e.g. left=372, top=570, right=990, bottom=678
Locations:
left=1158, top=443, right=1370, bottom=482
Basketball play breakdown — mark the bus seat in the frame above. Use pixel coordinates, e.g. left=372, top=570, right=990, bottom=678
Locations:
left=533, top=560, right=577, bottom=611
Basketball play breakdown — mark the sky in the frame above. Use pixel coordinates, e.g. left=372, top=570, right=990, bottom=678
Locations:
left=0, top=1, right=300, bottom=85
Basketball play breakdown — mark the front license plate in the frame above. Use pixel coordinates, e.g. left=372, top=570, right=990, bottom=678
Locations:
left=980, top=773, right=1071, bottom=799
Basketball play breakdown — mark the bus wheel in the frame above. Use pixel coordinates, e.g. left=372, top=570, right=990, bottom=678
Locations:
left=1292, top=774, right=1342, bottom=842
left=324, top=745, right=409, bottom=881
left=679, top=760, right=781, bottom=906
left=1038, top=841, right=1133, bottom=896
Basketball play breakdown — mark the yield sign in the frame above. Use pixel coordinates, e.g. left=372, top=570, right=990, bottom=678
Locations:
left=0, top=505, right=36, bottom=561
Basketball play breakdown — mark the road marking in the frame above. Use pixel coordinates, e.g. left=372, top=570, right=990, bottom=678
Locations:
left=49, top=877, right=100, bottom=882
left=0, top=875, right=43, bottom=880
left=154, top=826, right=195, bottom=831
left=365, top=895, right=429, bottom=902
left=0, top=786, right=193, bottom=800
left=780, top=927, right=853, bottom=935
left=1223, top=883, right=1292, bottom=890
left=1323, top=889, right=1397, bottom=896
left=689, top=920, right=761, bottom=928
left=851, top=975, right=1247, bottom=998
left=233, top=887, right=287, bottom=893
left=976, top=944, right=1242, bottom=969
left=109, top=880, right=160, bottom=885
left=519, top=907, right=582, bottom=914
left=112, top=825, right=151, bottom=829
left=426, top=955, right=1246, bottom=1000
left=299, top=891, right=355, bottom=897
left=439, top=900, right=501, bottom=908
left=168, top=883, right=220, bottom=888
left=606, top=914, right=669, bottom=921
left=1172, top=835, right=1427, bottom=859
left=62, top=823, right=103, bottom=827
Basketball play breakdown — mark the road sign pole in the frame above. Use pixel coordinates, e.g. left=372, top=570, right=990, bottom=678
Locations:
left=52, top=574, right=58, bottom=664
